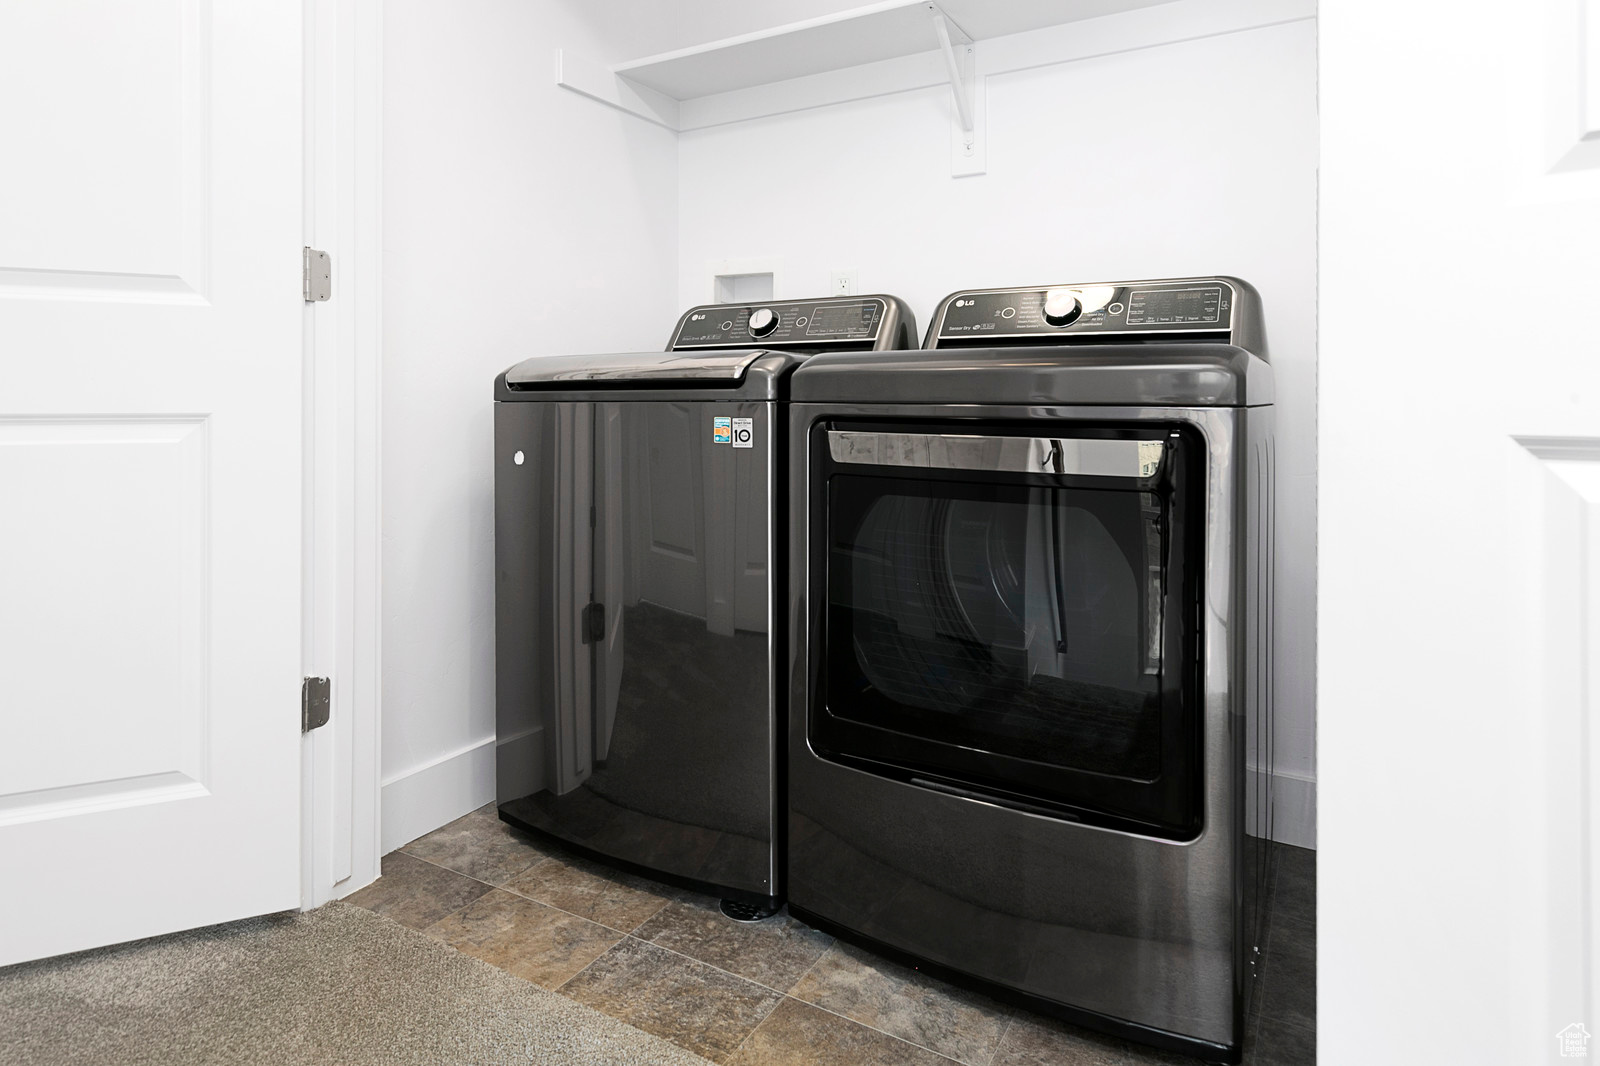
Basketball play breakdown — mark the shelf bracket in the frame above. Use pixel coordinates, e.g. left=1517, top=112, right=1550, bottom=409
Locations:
left=931, top=11, right=973, bottom=133
left=929, top=8, right=984, bottom=177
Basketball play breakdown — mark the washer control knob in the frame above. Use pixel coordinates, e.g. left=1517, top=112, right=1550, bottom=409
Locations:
left=1042, top=289, right=1082, bottom=327
left=748, top=308, right=779, bottom=337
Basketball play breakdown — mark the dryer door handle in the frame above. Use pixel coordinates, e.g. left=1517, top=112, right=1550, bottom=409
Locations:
left=826, top=430, right=1165, bottom=479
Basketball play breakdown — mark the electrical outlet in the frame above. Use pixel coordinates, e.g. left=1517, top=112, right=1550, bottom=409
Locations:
left=829, top=269, right=859, bottom=297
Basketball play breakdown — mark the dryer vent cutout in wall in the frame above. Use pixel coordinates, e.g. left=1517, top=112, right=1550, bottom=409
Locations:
left=713, top=272, right=773, bottom=305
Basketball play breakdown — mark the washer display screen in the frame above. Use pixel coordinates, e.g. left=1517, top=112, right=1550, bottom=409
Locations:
left=806, top=301, right=878, bottom=338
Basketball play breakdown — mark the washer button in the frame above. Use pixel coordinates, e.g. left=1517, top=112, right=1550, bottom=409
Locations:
left=1000, top=307, right=1016, bottom=319
left=748, top=308, right=779, bottom=337
left=1108, top=302, right=1125, bottom=315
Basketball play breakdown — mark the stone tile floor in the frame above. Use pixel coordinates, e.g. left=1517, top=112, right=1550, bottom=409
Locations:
left=347, top=806, right=1316, bottom=1065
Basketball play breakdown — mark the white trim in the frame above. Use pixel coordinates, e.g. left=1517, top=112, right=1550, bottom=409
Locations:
left=1247, top=765, right=1317, bottom=850
left=380, top=736, right=497, bottom=854
left=1585, top=0, right=1600, bottom=138
left=554, top=49, right=678, bottom=130
left=301, top=0, right=383, bottom=910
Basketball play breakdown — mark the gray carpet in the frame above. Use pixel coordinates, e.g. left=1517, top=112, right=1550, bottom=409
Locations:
left=0, top=901, right=714, bottom=1066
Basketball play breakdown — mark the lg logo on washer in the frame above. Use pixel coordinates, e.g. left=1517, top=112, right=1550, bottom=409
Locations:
left=713, top=416, right=754, bottom=449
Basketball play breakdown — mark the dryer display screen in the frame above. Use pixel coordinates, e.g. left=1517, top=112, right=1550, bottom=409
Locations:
left=1126, top=287, right=1221, bottom=326
left=932, top=282, right=1234, bottom=344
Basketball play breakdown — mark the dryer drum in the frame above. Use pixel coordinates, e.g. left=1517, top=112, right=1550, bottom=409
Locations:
left=830, top=476, right=1168, bottom=786
left=811, top=417, right=1206, bottom=840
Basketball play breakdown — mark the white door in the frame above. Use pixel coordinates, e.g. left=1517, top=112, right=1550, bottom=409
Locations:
left=1321, top=2, right=1600, bottom=1062
left=0, top=3, right=304, bottom=964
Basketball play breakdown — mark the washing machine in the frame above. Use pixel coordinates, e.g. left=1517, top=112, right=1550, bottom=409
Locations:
left=784, top=277, right=1273, bottom=1061
left=494, top=294, right=916, bottom=912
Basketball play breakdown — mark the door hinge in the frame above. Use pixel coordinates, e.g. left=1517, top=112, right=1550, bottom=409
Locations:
left=303, top=247, right=331, bottom=302
left=581, top=603, right=605, bottom=644
left=302, top=676, right=331, bottom=732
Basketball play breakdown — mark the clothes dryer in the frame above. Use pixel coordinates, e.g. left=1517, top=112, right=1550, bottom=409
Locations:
left=784, top=278, right=1272, bottom=1061
left=495, top=295, right=916, bottom=913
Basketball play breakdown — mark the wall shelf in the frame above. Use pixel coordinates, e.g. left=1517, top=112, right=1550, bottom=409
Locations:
left=615, top=1, right=962, bottom=101
left=612, top=0, right=1176, bottom=100
left=555, top=0, right=1312, bottom=172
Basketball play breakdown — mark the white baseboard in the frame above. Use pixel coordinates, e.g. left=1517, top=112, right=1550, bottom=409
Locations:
left=376, top=735, right=1316, bottom=854
left=378, top=735, right=496, bottom=855
left=1247, top=765, right=1317, bottom=850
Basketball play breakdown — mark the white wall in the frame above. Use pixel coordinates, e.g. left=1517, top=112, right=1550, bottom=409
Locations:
left=677, top=12, right=1319, bottom=845
left=380, top=0, right=681, bottom=851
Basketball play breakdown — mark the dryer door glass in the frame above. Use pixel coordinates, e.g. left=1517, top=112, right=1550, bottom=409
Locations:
left=814, top=423, right=1203, bottom=839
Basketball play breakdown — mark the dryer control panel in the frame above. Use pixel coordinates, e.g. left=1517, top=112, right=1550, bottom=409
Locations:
left=929, top=278, right=1246, bottom=347
left=671, top=297, right=889, bottom=349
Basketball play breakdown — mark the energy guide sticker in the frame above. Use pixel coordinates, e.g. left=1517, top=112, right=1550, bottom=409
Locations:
left=713, top=416, right=731, bottom=444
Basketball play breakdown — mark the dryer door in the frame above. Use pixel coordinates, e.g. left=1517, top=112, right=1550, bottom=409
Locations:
left=812, top=421, right=1205, bottom=839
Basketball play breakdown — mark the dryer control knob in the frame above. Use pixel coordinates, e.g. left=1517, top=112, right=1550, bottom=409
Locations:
left=748, top=308, right=779, bottom=337
left=1042, top=289, right=1082, bottom=327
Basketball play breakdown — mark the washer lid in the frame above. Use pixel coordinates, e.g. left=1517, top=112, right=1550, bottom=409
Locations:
left=502, top=349, right=766, bottom=387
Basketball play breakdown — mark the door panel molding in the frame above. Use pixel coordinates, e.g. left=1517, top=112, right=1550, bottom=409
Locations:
left=1516, top=0, right=1600, bottom=182
left=0, top=0, right=211, bottom=301
left=0, top=268, right=210, bottom=305
left=0, top=772, right=209, bottom=828
left=0, top=416, right=211, bottom=813
left=1509, top=435, right=1600, bottom=1058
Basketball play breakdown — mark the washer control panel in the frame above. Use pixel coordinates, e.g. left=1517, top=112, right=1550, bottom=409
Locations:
left=933, top=281, right=1234, bottom=344
left=672, top=297, right=886, bottom=349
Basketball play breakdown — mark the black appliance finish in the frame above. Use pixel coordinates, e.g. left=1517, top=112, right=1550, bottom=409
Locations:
left=785, top=278, right=1274, bottom=1062
left=494, top=296, right=916, bottom=910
